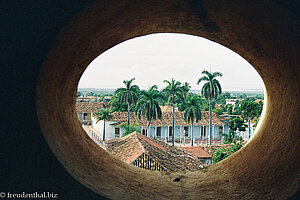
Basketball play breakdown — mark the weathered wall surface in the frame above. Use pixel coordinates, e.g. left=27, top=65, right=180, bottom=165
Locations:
left=0, top=1, right=104, bottom=199
left=1, top=0, right=299, bottom=199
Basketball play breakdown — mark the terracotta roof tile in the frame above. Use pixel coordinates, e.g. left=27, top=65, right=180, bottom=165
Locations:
left=137, top=134, right=166, bottom=152
left=76, top=102, right=109, bottom=112
left=110, top=111, right=226, bottom=126
left=106, top=132, right=202, bottom=172
left=180, top=146, right=212, bottom=158
left=106, top=133, right=144, bottom=163
left=201, top=144, right=233, bottom=156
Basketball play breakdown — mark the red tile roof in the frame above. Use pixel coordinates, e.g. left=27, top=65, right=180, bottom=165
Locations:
left=107, top=133, right=144, bottom=163
left=106, top=132, right=202, bottom=172
left=137, top=134, right=166, bottom=152
left=201, top=144, right=233, bottom=156
left=110, top=111, right=226, bottom=126
left=76, top=102, right=109, bottom=112
left=180, top=146, right=212, bottom=158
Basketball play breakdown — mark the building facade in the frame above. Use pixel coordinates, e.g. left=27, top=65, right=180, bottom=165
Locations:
left=92, top=110, right=229, bottom=144
left=76, top=102, right=109, bottom=125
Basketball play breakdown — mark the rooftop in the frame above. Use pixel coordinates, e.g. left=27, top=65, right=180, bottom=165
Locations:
left=109, top=111, right=227, bottom=126
left=76, top=102, right=109, bottom=113
left=106, top=132, right=202, bottom=172
left=200, top=144, right=233, bottom=156
left=180, top=146, right=212, bottom=158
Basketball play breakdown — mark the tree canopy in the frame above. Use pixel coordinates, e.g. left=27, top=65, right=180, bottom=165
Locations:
left=197, top=70, right=223, bottom=145
left=135, top=85, right=165, bottom=135
left=197, top=70, right=223, bottom=100
left=163, top=78, right=184, bottom=146
left=94, top=108, right=113, bottom=142
left=183, top=95, right=202, bottom=146
left=115, top=78, right=140, bottom=125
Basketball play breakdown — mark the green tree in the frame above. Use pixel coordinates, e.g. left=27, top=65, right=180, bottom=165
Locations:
left=225, top=104, right=233, bottom=114
left=233, top=106, right=241, bottom=115
left=212, top=141, right=244, bottom=164
left=183, top=95, right=202, bottom=146
left=221, top=117, right=246, bottom=143
left=229, top=117, right=246, bottom=132
left=214, top=92, right=233, bottom=104
left=163, top=78, right=184, bottom=146
left=94, top=109, right=113, bottom=142
left=115, top=78, right=140, bottom=126
left=197, top=70, right=223, bottom=145
left=199, top=98, right=209, bottom=111
left=244, top=97, right=255, bottom=101
left=108, top=95, right=128, bottom=112
left=135, top=85, right=165, bottom=136
left=118, top=122, right=141, bottom=137
left=257, top=100, right=263, bottom=114
left=181, top=82, right=191, bottom=98
left=86, top=91, right=95, bottom=96
left=220, top=129, right=237, bottom=144
left=212, top=148, right=230, bottom=164
left=213, top=107, right=223, bottom=115
left=239, top=94, right=247, bottom=99
left=77, top=91, right=82, bottom=97
left=229, top=141, right=243, bottom=153
left=240, top=101, right=260, bottom=138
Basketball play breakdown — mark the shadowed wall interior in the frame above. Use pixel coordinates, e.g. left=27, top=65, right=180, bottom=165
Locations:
left=1, top=0, right=299, bottom=199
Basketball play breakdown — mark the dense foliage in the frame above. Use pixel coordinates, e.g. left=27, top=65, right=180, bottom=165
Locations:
left=183, top=95, right=202, bottom=146
left=80, top=75, right=264, bottom=142
left=115, top=78, right=140, bottom=125
left=163, top=78, right=185, bottom=146
left=212, top=141, right=244, bottom=164
left=118, top=123, right=141, bottom=137
left=135, top=85, right=165, bottom=134
left=197, top=70, right=223, bottom=145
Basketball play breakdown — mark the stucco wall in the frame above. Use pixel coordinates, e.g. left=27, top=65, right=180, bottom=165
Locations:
left=1, top=1, right=299, bottom=200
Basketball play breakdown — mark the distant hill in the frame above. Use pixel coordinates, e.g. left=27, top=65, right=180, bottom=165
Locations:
left=191, top=89, right=264, bottom=96
left=78, top=88, right=264, bottom=97
left=78, top=88, right=115, bottom=95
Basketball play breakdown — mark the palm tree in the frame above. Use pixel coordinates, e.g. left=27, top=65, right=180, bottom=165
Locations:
left=163, top=78, right=184, bottom=146
left=135, top=85, right=165, bottom=137
left=178, top=82, right=191, bottom=112
left=183, top=95, right=202, bottom=146
left=181, top=82, right=191, bottom=98
left=94, top=109, right=113, bottom=142
left=197, top=70, right=222, bottom=145
left=115, top=78, right=139, bottom=126
left=240, top=101, right=260, bottom=138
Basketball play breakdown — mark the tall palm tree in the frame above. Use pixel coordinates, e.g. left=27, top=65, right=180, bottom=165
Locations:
left=95, top=108, right=113, bottom=142
left=181, top=82, right=191, bottom=98
left=115, top=78, right=140, bottom=126
left=135, top=85, right=165, bottom=137
left=184, top=95, right=202, bottom=146
left=178, top=82, right=191, bottom=112
left=163, top=78, right=184, bottom=146
left=197, top=70, right=222, bottom=145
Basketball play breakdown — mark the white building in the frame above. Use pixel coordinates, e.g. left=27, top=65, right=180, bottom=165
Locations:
left=92, top=109, right=229, bottom=145
left=76, top=102, right=109, bottom=125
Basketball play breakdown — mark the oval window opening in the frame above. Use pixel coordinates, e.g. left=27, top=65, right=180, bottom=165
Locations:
left=76, top=33, right=265, bottom=171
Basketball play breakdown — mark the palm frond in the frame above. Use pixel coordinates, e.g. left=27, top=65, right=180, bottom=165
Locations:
left=212, top=72, right=223, bottom=77
left=197, top=76, right=209, bottom=84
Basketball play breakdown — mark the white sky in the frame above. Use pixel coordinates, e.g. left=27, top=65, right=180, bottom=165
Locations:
left=78, top=33, right=264, bottom=91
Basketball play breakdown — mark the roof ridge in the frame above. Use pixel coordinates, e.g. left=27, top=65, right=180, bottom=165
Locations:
left=133, top=132, right=145, bottom=154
